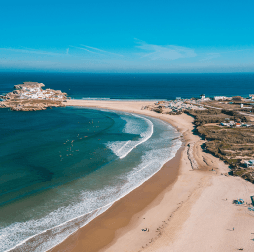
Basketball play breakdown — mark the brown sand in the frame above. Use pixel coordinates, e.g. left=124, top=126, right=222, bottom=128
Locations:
left=49, top=100, right=254, bottom=252
left=50, top=146, right=182, bottom=252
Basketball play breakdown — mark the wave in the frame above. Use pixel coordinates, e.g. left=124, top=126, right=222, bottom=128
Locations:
left=106, top=114, right=153, bottom=159
left=5, top=203, right=113, bottom=252
left=2, top=114, right=181, bottom=252
left=5, top=142, right=182, bottom=252
left=121, top=138, right=182, bottom=198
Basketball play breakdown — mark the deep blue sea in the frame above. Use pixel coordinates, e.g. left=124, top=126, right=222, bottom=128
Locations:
left=1, top=72, right=254, bottom=100
left=0, top=72, right=253, bottom=251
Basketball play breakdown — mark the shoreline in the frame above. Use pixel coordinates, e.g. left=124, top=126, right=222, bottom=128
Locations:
left=50, top=146, right=183, bottom=252
left=50, top=99, right=254, bottom=252
left=49, top=100, right=184, bottom=252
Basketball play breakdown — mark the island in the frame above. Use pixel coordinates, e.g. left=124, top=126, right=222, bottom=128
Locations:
left=0, top=82, right=68, bottom=111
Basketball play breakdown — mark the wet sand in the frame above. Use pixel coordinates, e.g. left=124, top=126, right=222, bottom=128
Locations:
left=49, top=100, right=254, bottom=252
left=50, top=146, right=183, bottom=252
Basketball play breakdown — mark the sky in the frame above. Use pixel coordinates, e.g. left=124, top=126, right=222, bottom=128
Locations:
left=0, top=0, right=254, bottom=73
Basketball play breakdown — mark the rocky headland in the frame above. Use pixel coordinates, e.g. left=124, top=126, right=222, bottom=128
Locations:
left=0, top=82, right=68, bottom=111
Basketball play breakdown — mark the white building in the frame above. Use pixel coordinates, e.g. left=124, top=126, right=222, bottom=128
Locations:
left=200, top=94, right=205, bottom=100
left=221, top=122, right=230, bottom=126
left=244, top=160, right=254, bottom=168
left=214, top=96, right=230, bottom=101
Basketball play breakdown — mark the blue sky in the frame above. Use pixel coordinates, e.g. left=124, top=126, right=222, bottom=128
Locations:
left=0, top=0, right=254, bottom=73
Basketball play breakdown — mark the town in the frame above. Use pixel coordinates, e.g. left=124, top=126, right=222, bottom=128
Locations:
left=143, top=93, right=254, bottom=184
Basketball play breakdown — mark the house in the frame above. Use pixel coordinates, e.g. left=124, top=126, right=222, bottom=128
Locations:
left=235, top=123, right=241, bottom=127
left=241, top=123, right=251, bottom=127
left=200, top=94, right=205, bottom=100
left=228, top=121, right=235, bottom=127
left=249, top=94, right=254, bottom=100
left=221, top=122, right=230, bottom=126
left=244, top=160, right=254, bottom=168
left=199, top=94, right=210, bottom=101
left=241, top=103, right=252, bottom=109
left=214, top=96, right=228, bottom=101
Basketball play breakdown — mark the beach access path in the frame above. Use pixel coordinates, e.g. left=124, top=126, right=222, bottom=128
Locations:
left=50, top=100, right=254, bottom=252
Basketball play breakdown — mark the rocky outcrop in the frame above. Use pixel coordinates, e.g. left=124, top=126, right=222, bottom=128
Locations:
left=0, top=82, right=68, bottom=111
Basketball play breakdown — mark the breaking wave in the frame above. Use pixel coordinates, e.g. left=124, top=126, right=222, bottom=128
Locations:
left=106, top=114, right=153, bottom=159
left=2, top=113, right=181, bottom=252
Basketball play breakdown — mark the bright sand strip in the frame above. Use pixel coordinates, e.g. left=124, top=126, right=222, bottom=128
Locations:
left=50, top=100, right=254, bottom=252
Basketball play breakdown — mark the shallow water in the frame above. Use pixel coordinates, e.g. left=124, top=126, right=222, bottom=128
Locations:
left=0, top=106, right=181, bottom=252
left=1, top=72, right=254, bottom=250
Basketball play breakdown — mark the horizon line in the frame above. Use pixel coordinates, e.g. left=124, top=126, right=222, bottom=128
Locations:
left=0, top=70, right=254, bottom=74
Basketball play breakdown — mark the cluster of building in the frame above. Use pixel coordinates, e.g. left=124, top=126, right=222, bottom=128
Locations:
left=200, top=94, right=254, bottom=102
left=0, top=82, right=68, bottom=111
left=144, top=99, right=206, bottom=114
left=200, top=94, right=232, bottom=101
left=166, top=100, right=205, bottom=112
left=7, top=82, right=67, bottom=101
left=220, top=120, right=252, bottom=128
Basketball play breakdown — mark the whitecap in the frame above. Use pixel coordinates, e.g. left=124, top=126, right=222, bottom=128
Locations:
left=106, top=113, right=153, bottom=159
left=2, top=113, right=181, bottom=252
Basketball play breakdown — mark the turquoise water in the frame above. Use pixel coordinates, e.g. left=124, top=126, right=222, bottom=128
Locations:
left=3, top=72, right=253, bottom=251
left=0, top=106, right=181, bottom=252
left=2, top=72, right=254, bottom=251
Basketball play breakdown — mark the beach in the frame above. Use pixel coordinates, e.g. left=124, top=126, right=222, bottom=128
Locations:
left=48, top=99, right=254, bottom=252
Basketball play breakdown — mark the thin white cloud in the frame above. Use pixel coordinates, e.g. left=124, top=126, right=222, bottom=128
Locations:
left=0, top=47, right=65, bottom=56
left=136, top=40, right=197, bottom=60
left=66, top=48, right=69, bottom=55
left=80, top=44, right=124, bottom=57
left=69, top=45, right=103, bottom=55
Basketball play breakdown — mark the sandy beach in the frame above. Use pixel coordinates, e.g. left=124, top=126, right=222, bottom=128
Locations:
left=50, top=100, right=254, bottom=252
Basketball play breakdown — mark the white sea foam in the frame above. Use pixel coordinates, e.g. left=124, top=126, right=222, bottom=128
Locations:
left=106, top=114, right=153, bottom=159
left=2, top=114, right=181, bottom=252
left=4, top=202, right=113, bottom=252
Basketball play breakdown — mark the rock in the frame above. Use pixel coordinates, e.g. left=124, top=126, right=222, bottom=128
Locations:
left=0, top=82, right=68, bottom=111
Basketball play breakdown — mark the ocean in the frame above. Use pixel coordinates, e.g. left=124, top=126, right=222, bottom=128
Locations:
left=1, top=72, right=254, bottom=100
left=0, top=72, right=253, bottom=251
